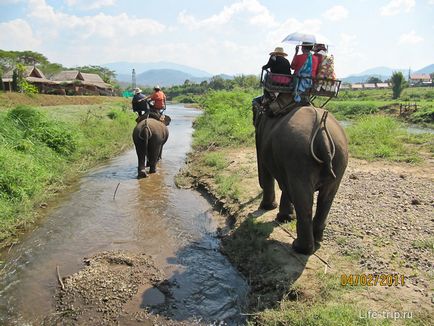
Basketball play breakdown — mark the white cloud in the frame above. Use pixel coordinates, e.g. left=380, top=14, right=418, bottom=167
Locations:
left=333, top=33, right=367, bottom=77
left=27, top=0, right=165, bottom=39
left=380, top=0, right=415, bottom=16
left=428, top=0, right=434, bottom=4
left=65, top=0, right=116, bottom=10
left=178, top=0, right=277, bottom=29
left=0, top=19, right=41, bottom=51
left=323, top=5, right=349, bottom=21
left=399, top=30, right=424, bottom=44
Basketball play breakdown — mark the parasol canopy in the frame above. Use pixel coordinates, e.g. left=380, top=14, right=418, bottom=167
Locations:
left=281, top=32, right=316, bottom=45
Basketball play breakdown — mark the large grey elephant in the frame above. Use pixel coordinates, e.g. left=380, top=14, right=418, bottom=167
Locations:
left=253, top=103, right=348, bottom=255
left=132, top=117, right=169, bottom=178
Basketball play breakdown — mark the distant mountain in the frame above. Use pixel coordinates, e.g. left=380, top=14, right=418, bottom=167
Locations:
left=414, top=64, right=434, bottom=74
left=341, top=74, right=385, bottom=84
left=342, top=64, right=434, bottom=83
left=104, top=61, right=212, bottom=79
left=355, top=66, right=408, bottom=77
left=134, top=69, right=209, bottom=87
left=342, top=66, right=408, bottom=83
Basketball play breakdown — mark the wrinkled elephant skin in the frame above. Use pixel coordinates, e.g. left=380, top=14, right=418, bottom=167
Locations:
left=253, top=105, right=348, bottom=255
left=132, top=118, right=169, bottom=178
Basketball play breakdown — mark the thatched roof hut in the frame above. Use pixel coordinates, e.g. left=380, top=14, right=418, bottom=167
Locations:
left=51, top=70, right=112, bottom=89
left=2, top=66, right=56, bottom=91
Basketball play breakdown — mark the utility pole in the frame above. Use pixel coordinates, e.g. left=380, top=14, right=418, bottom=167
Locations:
left=132, top=68, right=136, bottom=89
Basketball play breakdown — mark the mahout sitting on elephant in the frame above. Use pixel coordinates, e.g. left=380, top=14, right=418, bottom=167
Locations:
left=132, top=116, right=169, bottom=178
left=252, top=94, right=348, bottom=255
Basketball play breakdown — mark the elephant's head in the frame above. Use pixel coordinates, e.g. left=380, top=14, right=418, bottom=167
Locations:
left=252, top=95, right=265, bottom=128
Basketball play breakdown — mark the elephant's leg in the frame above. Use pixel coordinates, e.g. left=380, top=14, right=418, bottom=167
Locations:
left=148, top=144, right=161, bottom=174
left=276, top=190, right=295, bottom=223
left=313, top=183, right=339, bottom=246
left=134, top=143, right=147, bottom=178
left=290, top=185, right=315, bottom=255
left=258, top=163, right=277, bottom=210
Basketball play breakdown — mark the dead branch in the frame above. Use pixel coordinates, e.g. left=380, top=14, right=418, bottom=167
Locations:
left=56, top=265, right=65, bottom=291
left=113, top=183, right=120, bottom=200
left=277, top=223, right=332, bottom=269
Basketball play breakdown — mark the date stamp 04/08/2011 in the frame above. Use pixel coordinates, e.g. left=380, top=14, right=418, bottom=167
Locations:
left=341, top=273, right=406, bottom=287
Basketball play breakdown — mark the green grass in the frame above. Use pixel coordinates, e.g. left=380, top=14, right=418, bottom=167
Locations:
left=215, top=174, right=241, bottom=200
left=193, top=90, right=259, bottom=149
left=346, top=115, right=428, bottom=162
left=412, top=237, right=434, bottom=252
left=0, top=104, right=135, bottom=245
left=327, top=101, right=383, bottom=120
left=330, top=88, right=434, bottom=125
left=202, top=151, right=229, bottom=169
left=252, top=302, right=385, bottom=326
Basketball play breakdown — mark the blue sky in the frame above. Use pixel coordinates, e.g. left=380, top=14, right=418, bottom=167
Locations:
left=0, top=0, right=433, bottom=77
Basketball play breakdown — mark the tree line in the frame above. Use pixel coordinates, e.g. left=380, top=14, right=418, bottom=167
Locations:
left=0, top=50, right=118, bottom=92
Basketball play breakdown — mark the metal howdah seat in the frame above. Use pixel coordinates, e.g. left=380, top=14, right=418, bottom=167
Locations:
left=312, top=78, right=342, bottom=98
left=261, top=69, right=294, bottom=93
left=261, top=69, right=342, bottom=106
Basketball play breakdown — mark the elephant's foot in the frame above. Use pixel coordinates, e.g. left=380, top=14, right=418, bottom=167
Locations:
left=313, top=229, right=325, bottom=243
left=259, top=200, right=277, bottom=210
left=138, top=169, right=148, bottom=178
left=149, top=167, right=156, bottom=174
left=292, top=238, right=314, bottom=255
left=275, top=212, right=295, bottom=223
left=314, top=241, right=322, bottom=251
left=146, top=161, right=150, bottom=167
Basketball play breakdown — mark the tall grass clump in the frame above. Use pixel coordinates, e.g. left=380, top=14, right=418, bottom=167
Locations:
left=0, top=105, right=134, bottom=244
left=193, top=90, right=259, bottom=148
left=347, top=115, right=420, bottom=162
left=326, top=101, right=381, bottom=120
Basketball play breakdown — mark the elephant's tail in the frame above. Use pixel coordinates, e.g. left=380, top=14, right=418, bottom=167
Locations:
left=310, top=110, right=337, bottom=179
left=138, top=119, right=153, bottom=141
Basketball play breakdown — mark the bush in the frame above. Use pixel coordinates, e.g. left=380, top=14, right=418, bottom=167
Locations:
left=347, top=115, right=420, bottom=162
left=327, top=101, right=379, bottom=119
left=7, top=106, right=78, bottom=155
left=7, top=105, right=43, bottom=129
left=193, top=90, right=258, bottom=148
left=0, top=104, right=135, bottom=243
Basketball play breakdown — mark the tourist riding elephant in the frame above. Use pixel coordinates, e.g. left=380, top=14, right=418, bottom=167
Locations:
left=132, top=117, right=169, bottom=178
left=253, top=103, right=348, bottom=255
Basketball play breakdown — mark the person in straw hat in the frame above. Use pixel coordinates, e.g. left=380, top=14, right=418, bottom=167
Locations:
left=262, top=46, right=291, bottom=74
left=132, top=87, right=148, bottom=116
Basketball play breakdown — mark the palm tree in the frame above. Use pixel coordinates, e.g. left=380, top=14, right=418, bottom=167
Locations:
left=391, top=71, right=406, bottom=99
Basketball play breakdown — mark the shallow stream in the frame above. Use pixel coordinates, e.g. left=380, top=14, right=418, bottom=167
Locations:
left=0, top=104, right=248, bottom=325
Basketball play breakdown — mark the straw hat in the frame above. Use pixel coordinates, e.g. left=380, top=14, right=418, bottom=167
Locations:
left=133, top=87, right=142, bottom=94
left=269, top=47, right=287, bottom=56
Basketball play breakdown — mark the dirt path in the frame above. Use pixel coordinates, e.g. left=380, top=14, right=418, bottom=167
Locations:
left=181, top=148, right=434, bottom=324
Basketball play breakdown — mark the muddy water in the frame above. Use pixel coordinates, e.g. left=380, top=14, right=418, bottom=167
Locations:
left=0, top=105, right=248, bottom=325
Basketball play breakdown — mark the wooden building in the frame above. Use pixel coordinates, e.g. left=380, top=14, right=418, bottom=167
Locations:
left=409, top=73, right=432, bottom=86
left=51, top=70, right=113, bottom=95
left=1, top=66, right=56, bottom=92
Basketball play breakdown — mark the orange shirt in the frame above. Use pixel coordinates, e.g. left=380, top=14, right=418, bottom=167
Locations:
left=150, top=91, right=166, bottom=109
